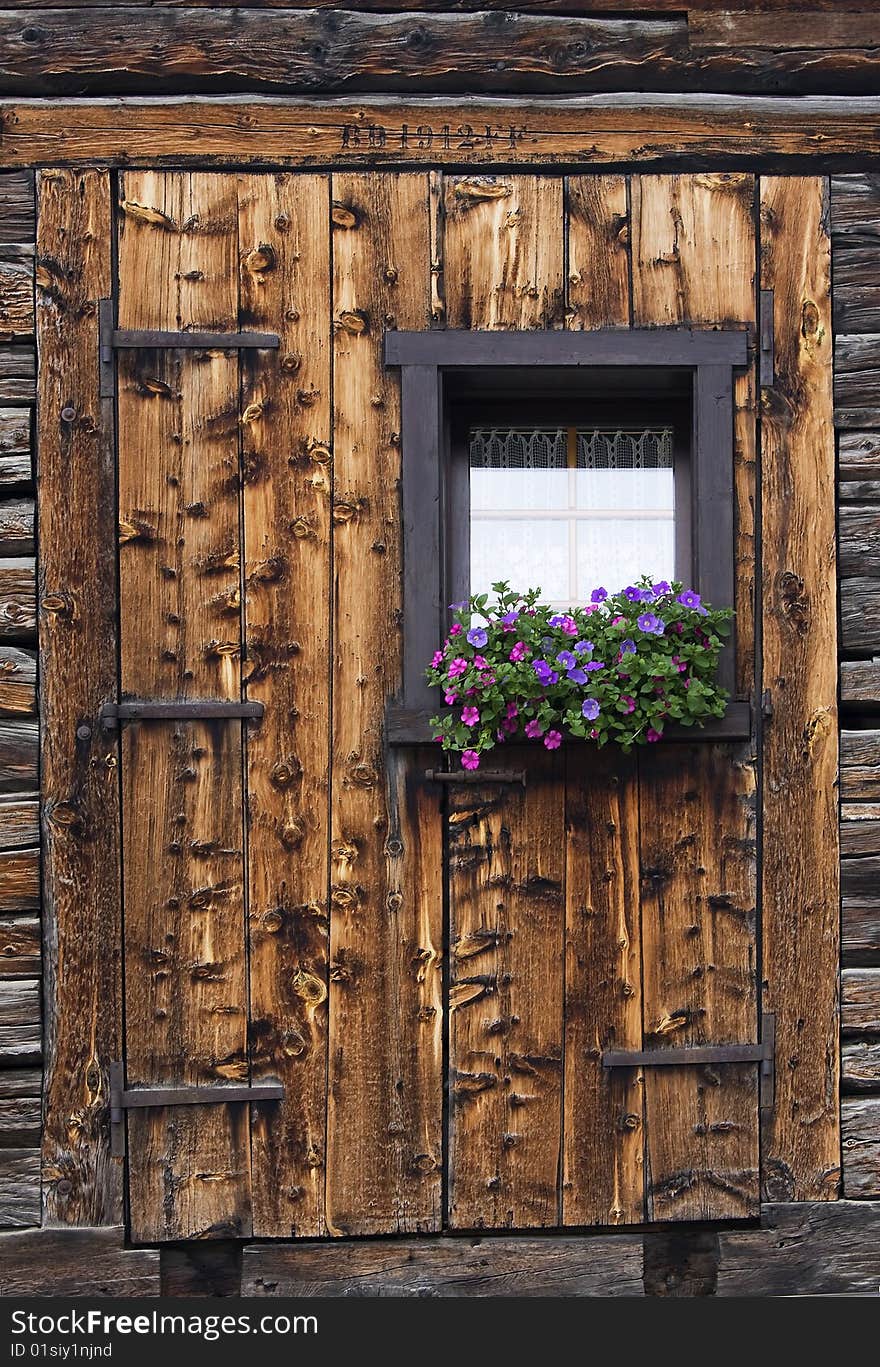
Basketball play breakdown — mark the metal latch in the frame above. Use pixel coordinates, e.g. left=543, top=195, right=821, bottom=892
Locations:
left=98, top=298, right=279, bottom=397
left=602, top=1012, right=775, bottom=1113
left=100, top=699, right=264, bottom=728
left=424, top=768, right=527, bottom=786
left=759, top=289, right=775, bottom=387
left=109, top=1063, right=283, bottom=1158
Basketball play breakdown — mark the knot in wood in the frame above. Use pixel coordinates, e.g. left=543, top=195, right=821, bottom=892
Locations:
left=243, top=243, right=276, bottom=276
left=291, top=968, right=327, bottom=1007
left=280, top=820, right=305, bottom=851
left=386, top=891, right=404, bottom=914
left=331, top=202, right=358, bottom=230
left=270, top=756, right=302, bottom=789
left=331, top=884, right=360, bottom=912
left=349, top=762, right=377, bottom=789
left=280, top=351, right=302, bottom=375
left=335, top=310, right=368, bottom=338
left=261, top=908, right=284, bottom=933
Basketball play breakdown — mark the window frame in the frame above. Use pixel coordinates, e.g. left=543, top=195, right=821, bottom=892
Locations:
left=384, top=327, right=749, bottom=739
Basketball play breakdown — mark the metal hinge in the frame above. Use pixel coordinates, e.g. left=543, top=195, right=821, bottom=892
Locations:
left=602, top=1012, right=775, bottom=1114
left=424, top=768, right=527, bottom=786
left=109, top=1062, right=283, bottom=1159
left=98, top=298, right=279, bottom=398
left=100, top=699, right=264, bottom=728
left=759, top=289, right=775, bottom=387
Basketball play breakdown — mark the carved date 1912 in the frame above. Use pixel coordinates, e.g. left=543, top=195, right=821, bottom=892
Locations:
left=340, top=123, right=528, bottom=151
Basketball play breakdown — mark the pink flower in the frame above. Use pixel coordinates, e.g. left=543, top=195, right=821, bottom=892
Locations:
left=501, top=717, right=517, bottom=734
left=473, top=655, right=488, bottom=670
left=525, top=719, right=544, bottom=739
left=431, top=650, right=444, bottom=668
left=506, top=703, right=518, bottom=720
left=448, top=658, right=467, bottom=678
left=465, top=687, right=476, bottom=697
left=461, top=749, right=480, bottom=770
left=590, top=728, right=599, bottom=739
left=444, top=692, right=457, bottom=705
left=509, top=641, right=527, bottom=663
left=646, top=727, right=663, bottom=743
left=584, top=603, right=599, bottom=614
left=461, top=706, right=480, bottom=727
left=544, top=730, right=562, bottom=750
left=619, top=695, right=636, bottom=714
left=562, top=617, right=578, bottom=636
left=611, top=615, right=625, bottom=626
left=433, top=734, right=444, bottom=743
left=496, top=728, right=506, bottom=742
left=450, top=623, right=462, bottom=636
left=479, top=672, right=496, bottom=687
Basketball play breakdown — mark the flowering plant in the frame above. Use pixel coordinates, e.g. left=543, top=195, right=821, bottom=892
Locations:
left=425, top=578, right=732, bottom=769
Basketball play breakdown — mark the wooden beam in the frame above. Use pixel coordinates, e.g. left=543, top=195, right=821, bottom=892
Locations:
left=0, top=719, right=36, bottom=791
left=3, top=95, right=880, bottom=170
left=0, top=353, right=34, bottom=407
left=0, top=646, right=35, bottom=714
left=0, top=256, right=33, bottom=339
left=760, top=177, right=839, bottom=1202
left=0, top=170, right=33, bottom=244
left=842, top=1098, right=880, bottom=1197
left=714, top=1200, right=880, bottom=1296
left=0, top=913, right=40, bottom=977
left=0, top=556, right=34, bottom=636
left=0, top=1148, right=39, bottom=1227
left=0, top=1225, right=160, bottom=1296
left=0, top=846, right=38, bottom=911
left=37, top=169, right=121, bottom=1227
left=843, top=968, right=880, bottom=1034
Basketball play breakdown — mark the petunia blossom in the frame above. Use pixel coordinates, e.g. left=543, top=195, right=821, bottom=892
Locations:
left=582, top=698, right=600, bottom=721
left=461, top=706, right=479, bottom=726
left=448, top=657, right=468, bottom=678
left=618, top=695, right=636, bottom=714
left=566, top=667, right=588, bottom=685
left=431, top=650, right=444, bottom=668
left=449, top=601, right=467, bottom=612
left=461, top=750, right=480, bottom=770
left=624, top=586, right=642, bottom=602
left=591, top=588, right=608, bottom=603
left=524, top=719, right=544, bottom=739
left=556, top=650, right=576, bottom=670
left=574, top=640, right=593, bottom=655
left=473, top=655, right=488, bottom=670
left=652, top=581, right=671, bottom=598
left=444, top=692, right=457, bottom=705
left=450, top=623, right=462, bottom=636
left=677, top=589, right=701, bottom=610
left=501, top=610, right=520, bottom=627
left=620, top=638, right=637, bottom=655
left=646, top=727, right=663, bottom=743
left=509, top=641, right=528, bottom=663
left=637, top=612, right=665, bottom=636
left=544, top=730, right=562, bottom=750
left=467, top=627, right=488, bottom=648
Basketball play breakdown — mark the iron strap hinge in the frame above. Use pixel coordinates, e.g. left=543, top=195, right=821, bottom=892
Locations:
left=759, top=289, right=775, bottom=387
left=98, top=298, right=279, bottom=397
left=602, top=1013, right=775, bottom=1113
left=424, top=768, right=527, bottom=786
left=100, top=700, right=264, bottom=728
left=109, top=1063, right=284, bottom=1159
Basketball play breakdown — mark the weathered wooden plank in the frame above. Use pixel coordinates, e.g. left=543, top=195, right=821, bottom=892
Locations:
left=5, top=96, right=880, bottom=170
left=0, top=1225, right=160, bottom=1296
left=243, top=1230, right=645, bottom=1297
left=760, top=176, right=839, bottom=1203
left=841, top=578, right=880, bottom=654
left=0, top=646, right=34, bottom=715
left=0, top=719, right=36, bottom=791
left=0, top=556, right=35, bottom=637
left=0, top=1095, right=40, bottom=1146
left=0, top=914, right=40, bottom=977
left=0, top=410, right=30, bottom=487
left=0, top=794, right=37, bottom=848
left=715, top=1200, right=880, bottom=1296
left=37, top=169, right=119, bottom=1228
left=835, top=334, right=880, bottom=429
left=565, top=175, right=630, bottom=331
left=831, top=173, right=880, bottom=239
left=0, top=976, right=38, bottom=1026
left=0, top=846, right=37, bottom=911
left=631, top=171, right=756, bottom=697
left=444, top=175, right=564, bottom=330
left=840, top=506, right=880, bottom=577
left=833, top=244, right=880, bottom=334
left=327, top=172, right=441, bottom=1237
left=563, top=749, right=642, bottom=1226
left=690, top=10, right=880, bottom=50
left=843, top=1041, right=880, bottom=1092
left=842, top=1098, right=880, bottom=1197
left=841, top=808, right=880, bottom=856
left=844, top=902, right=880, bottom=963
left=0, top=1148, right=39, bottom=1227
left=0, top=1068, right=39, bottom=1098
left=0, top=497, right=33, bottom=554
left=6, top=1, right=874, bottom=13
left=0, top=355, right=34, bottom=408
left=638, top=745, right=759, bottom=1222
left=116, top=171, right=251, bottom=1243
left=238, top=172, right=331, bottom=1240
left=0, top=171, right=33, bottom=244
left=0, top=257, right=33, bottom=340
left=0, top=1020, right=39, bottom=1064
left=840, top=432, right=880, bottom=482
left=841, top=730, right=880, bottom=802
left=843, top=969, right=880, bottom=1034
left=839, top=480, right=880, bottom=504
left=841, top=659, right=880, bottom=705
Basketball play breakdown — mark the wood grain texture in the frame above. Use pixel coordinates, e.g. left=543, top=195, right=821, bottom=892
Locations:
left=0, top=795, right=37, bottom=848
left=715, top=1200, right=880, bottom=1297
left=631, top=172, right=756, bottom=696
left=834, top=334, right=880, bottom=429
left=238, top=172, right=331, bottom=1239
left=0, top=497, right=33, bottom=554
left=563, top=749, right=643, bottom=1226
left=444, top=175, right=564, bottom=331
left=0, top=1095, right=40, bottom=1146
left=0, top=258, right=33, bottom=340
left=117, top=171, right=251, bottom=1242
left=0, top=1148, right=39, bottom=1227
left=565, top=175, right=630, bottom=331
left=326, top=172, right=441, bottom=1236
left=843, top=969, right=880, bottom=1034
left=0, top=556, right=35, bottom=637
left=0, top=409, right=30, bottom=483
left=0, top=170, right=33, bottom=243
left=0, top=355, right=34, bottom=407
left=0, top=718, right=36, bottom=790
left=0, top=846, right=37, bottom=911
left=638, top=745, right=759, bottom=1222
left=0, top=1225, right=160, bottom=1296
left=842, top=1098, right=880, bottom=1197
left=0, top=645, right=34, bottom=714
left=841, top=659, right=880, bottom=703
left=7, top=96, right=880, bottom=170
left=0, top=913, right=39, bottom=977
left=6, top=1, right=876, bottom=12
left=842, top=1041, right=880, bottom=1091
left=36, top=168, right=120, bottom=1228
left=760, top=176, right=839, bottom=1203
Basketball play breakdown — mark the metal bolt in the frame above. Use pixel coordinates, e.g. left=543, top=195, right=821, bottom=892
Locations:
left=60, top=406, right=76, bottom=423
left=76, top=724, right=92, bottom=741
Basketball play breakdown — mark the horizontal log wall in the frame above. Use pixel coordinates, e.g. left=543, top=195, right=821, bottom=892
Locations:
left=0, top=169, right=38, bottom=1232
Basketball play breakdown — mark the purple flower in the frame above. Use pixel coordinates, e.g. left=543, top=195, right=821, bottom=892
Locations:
left=620, top=639, right=637, bottom=655
left=544, top=730, right=562, bottom=750
left=461, top=750, right=480, bottom=770
left=574, top=640, right=593, bottom=655
left=467, top=627, right=488, bottom=648
left=450, top=623, right=462, bottom=636
left=677, top=589, right=702, bottom=610
left=624, top=586, right=643, bottom=602
left=449, top=600, right=467, bottom=612
left=646, top=727, right=663, bottom=743
left=566, top=667, right=588, bottom=685
left=431, top=650, right=444, bottom=668
left=501, top=609, right=520, bottom=627
left=444, top=691, right=457, bottom=705
left=619, top=695, right=636, bottom=715
left=448, top=657, right=468, bottom=678
left=652, top=581, right=671, bottom=598
left=533, top=660, right=559, bottom=686
left=585, top=660, right=605, bottom=672
left=509, top=641, right=527, bottom=663
left=637, top=612, right=665, bottom=636
left=525, top=719, right=544, bottom=739
left=556, top=650, right=576, bottom=670
left=590, top=588, right=608, bottom=603
left=506, top=703, right=519, bottom=720
left=461, top=706, right=480, bottom=727
left=549, top=614, right=566, bottom=627
left=582, top=698, right=600, bottom=721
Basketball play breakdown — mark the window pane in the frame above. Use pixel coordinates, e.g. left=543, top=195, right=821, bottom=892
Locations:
left=468, top=425, right=676, bottom=607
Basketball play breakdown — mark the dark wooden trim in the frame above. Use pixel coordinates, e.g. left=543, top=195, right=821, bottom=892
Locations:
left=0, top=1226, right=160, bottom=1297
left=386, top=327, right=749, bottom=368
left=400, top=363, right=442, bottom=707
left=693, top=363, right=735, bottom=693
left=386, top=700, right=753, bottom=746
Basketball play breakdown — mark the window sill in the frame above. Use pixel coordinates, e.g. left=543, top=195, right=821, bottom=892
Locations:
left=386, top=699, right=752, bottom=746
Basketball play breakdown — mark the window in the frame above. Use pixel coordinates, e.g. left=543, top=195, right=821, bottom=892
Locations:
left=385, top=329, right=747, bottom=737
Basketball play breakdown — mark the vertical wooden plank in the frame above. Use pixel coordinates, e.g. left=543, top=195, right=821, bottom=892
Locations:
left=117, top=172, right=251, bottom=1241
left=631, top=173, right=757, bottom=697
left=638, top=746, right=758, bottom=1222
left=562, top=749, right=643, bottom=1226
left=566, top=176, right=631, bottom=330
left=443, top=176, right=564, bottom=331
left=447, top=753, right=565, bottom=1229
left=37, top=170, right=121, bottom=1226
left=760, top=176, right=839, bottom=1202
left=327, top=174, right=442, bottom=1236
left=238, top=172, right=331, bottom=1239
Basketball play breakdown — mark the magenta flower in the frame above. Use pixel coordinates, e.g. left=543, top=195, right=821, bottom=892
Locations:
left=509, top=641, right=527, bottom=663
left=444, top=691, right=457, bottom=705
left=525, top=719, right=544, bottom=739
left=472, top=655, right=488, bottom=670
left=544, top=730, right=562, bottom=750
left=461, top=706, right=480, bottom=727
left=502, top=717, right=517, bottom=734
left=589, top=727, right=599, bottom=739
left=448, top=658, right=468, bottom=678
left=431, top=650, right=444, bottom=668
left=461, top=750, right=480, bottom=770
left=611, top=615, right=625, bottom=626
left=450, top=623, right=462, bottom=636
left=506, top=703, right=519, bottom=720
left=619, top=695, right=636, bottom=714
left=646, top=727, right=663, bottom=743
